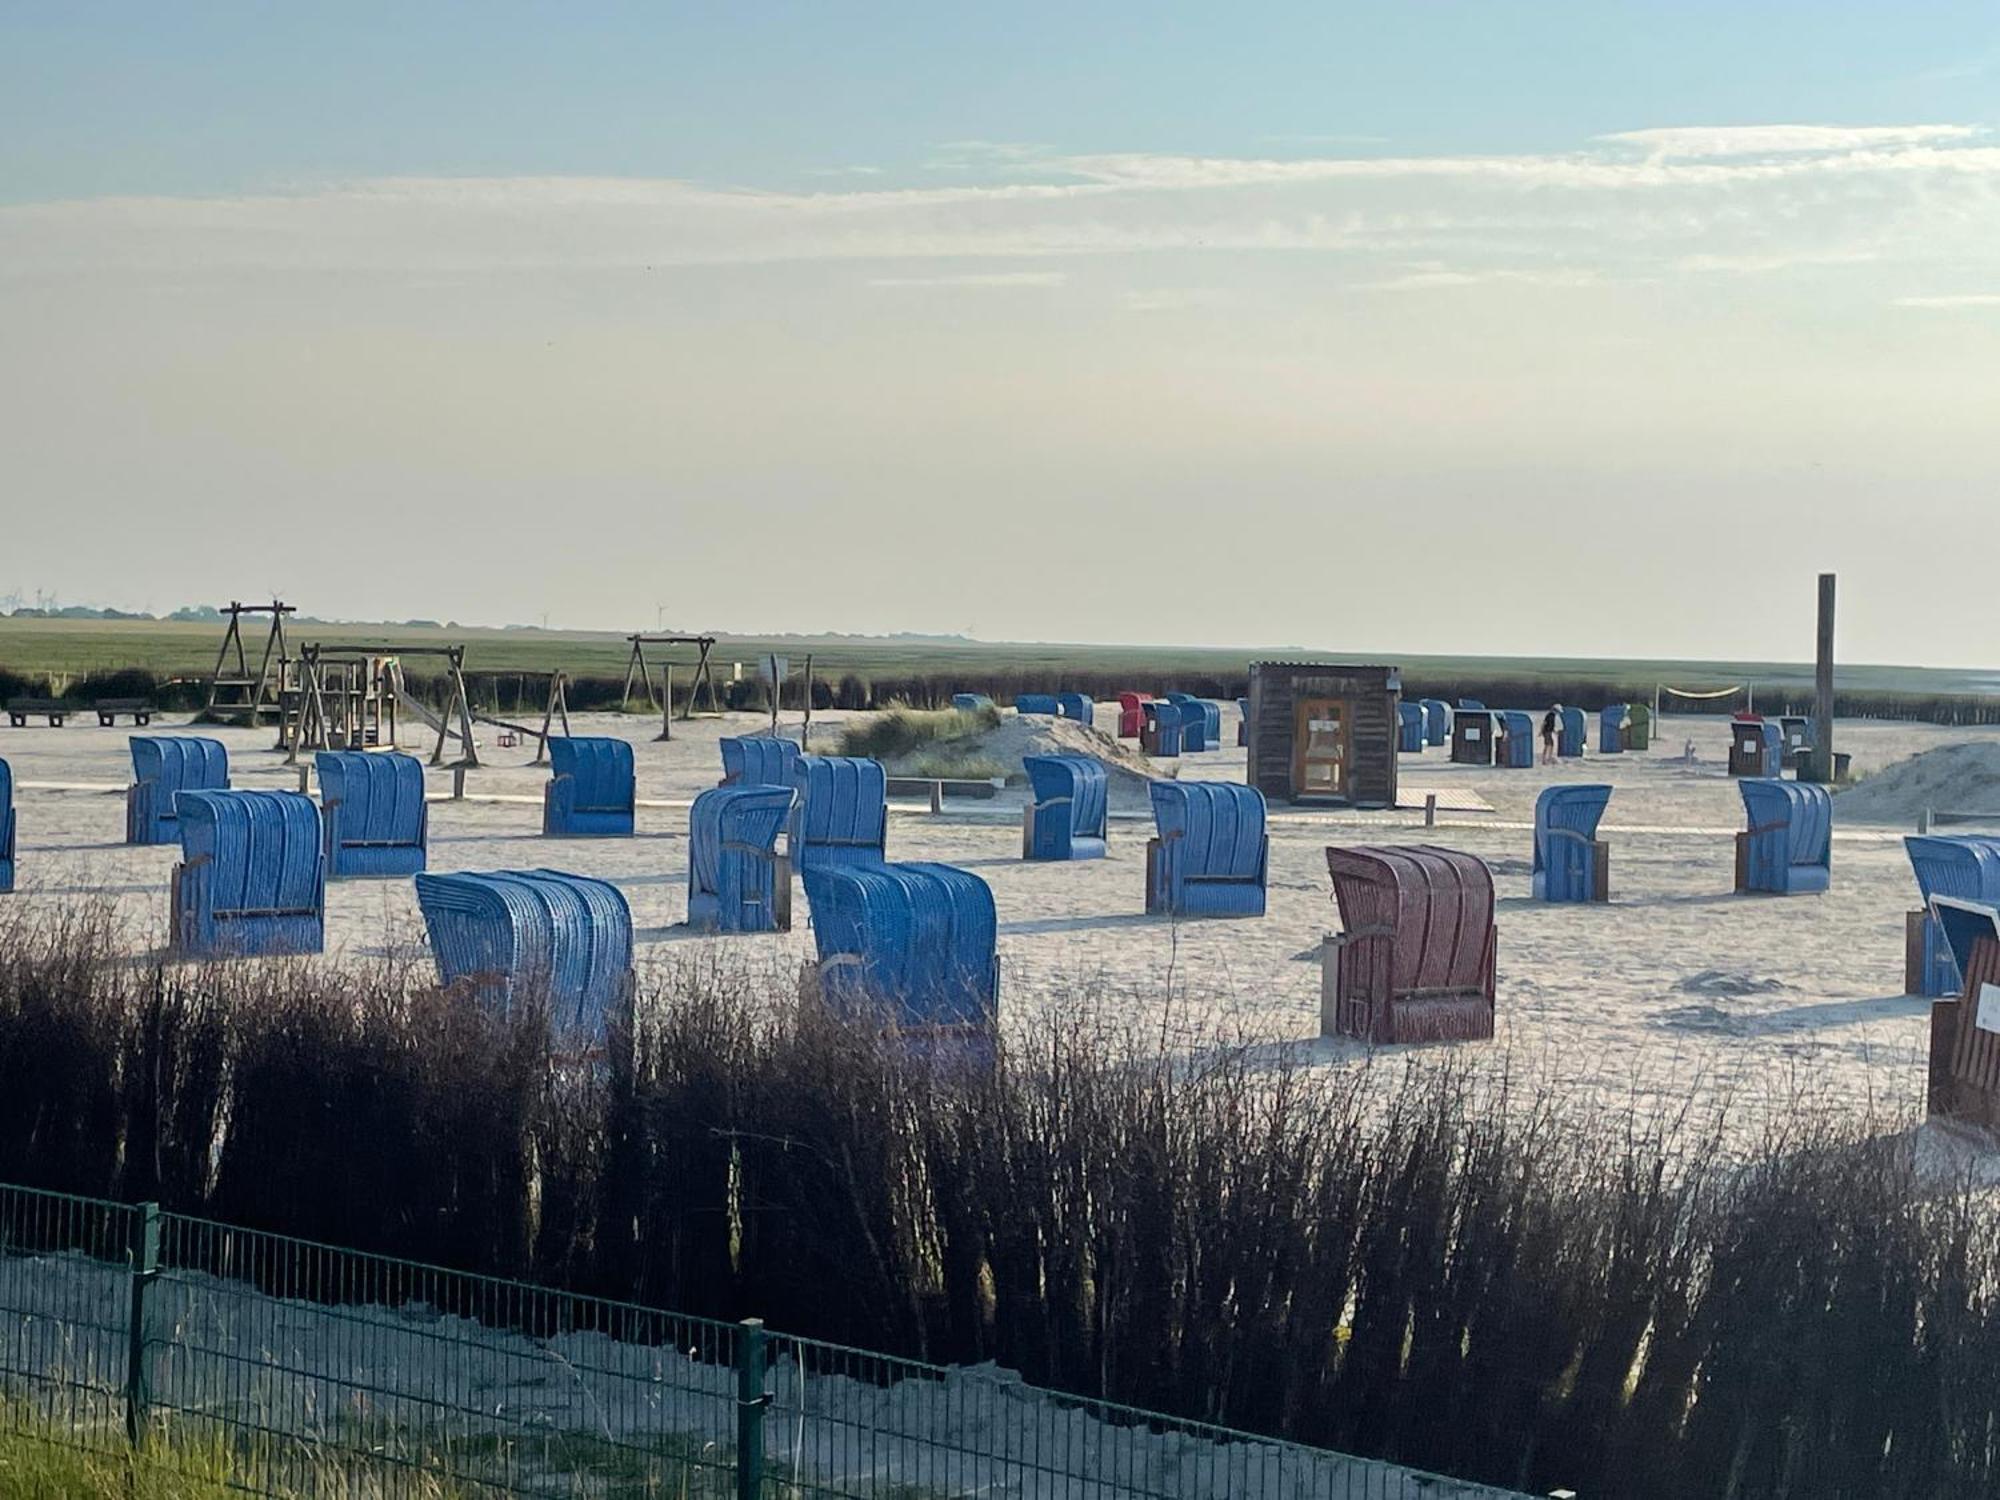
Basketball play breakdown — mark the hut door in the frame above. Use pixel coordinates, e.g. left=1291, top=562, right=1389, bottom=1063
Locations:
left=1295, top=698, right=1349, bottom=797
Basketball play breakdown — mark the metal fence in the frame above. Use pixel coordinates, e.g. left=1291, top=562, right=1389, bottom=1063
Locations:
left=0, top=1180, right=1530, bottom=1499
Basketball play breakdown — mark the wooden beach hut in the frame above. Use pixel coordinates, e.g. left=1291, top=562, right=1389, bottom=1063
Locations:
left=1245, top=663, right=1400, bottom=808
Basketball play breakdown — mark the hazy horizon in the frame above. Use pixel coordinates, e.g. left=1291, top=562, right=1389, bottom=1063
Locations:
left=6, top=5, right=1998, bottom=666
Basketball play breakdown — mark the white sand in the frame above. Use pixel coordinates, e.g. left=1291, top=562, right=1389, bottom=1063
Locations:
left=2, top=704, right=1987, bottom=1147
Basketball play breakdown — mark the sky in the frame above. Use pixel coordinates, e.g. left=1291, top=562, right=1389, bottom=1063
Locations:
left=4, top=3, right=1999, bottom=665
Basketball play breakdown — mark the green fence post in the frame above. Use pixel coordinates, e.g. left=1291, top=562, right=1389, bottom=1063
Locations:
left=125, top=1202, right=160, bottom=1449
left=736, top=1318, right=768, bottom=1500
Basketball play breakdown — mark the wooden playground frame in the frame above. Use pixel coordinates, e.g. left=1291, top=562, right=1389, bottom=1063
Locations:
left=281, top=644, right=400, bottom=762
left=204, top=601, right=295, bottom=724
left=621, top=636, right=719, bottom=717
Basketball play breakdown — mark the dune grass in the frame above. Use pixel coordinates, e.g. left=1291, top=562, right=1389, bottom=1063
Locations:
left=836, top=703, right=999, bottom=760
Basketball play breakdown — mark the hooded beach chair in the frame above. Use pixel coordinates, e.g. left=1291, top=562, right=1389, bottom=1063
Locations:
left=1420, top=700, right=1451, bottom=747
left=720, top=735, right=802, bottom=790
left=169, top=790, right=325, bottom=958
left=1735, top=779, right=1831, bottom=895
left=1533, top=786, right=1613, bottom=903
left=1398, top=702, right=1425, bottom=753
left=1557, top=706, right=1587, bottom=758
left=1903, top=836, right=2000, bottom=997
left=1598, top=706, right=1628, bottom=755
left=543, top=737, right=636, bottom=837
left=1494, top=711, right=1535, bottom=768
left=414, top=869, right=634, bottom=1046
left=316, top=751, right=427, bottom=878
left=126, top=735, right=230, bottom=846
left=801, top=861, right=999, bottom=1058
left=790, top=755, right=888, bottom=876
left=1021, top=754, right=1109, bottom=861
left=1140, top=700, right=1183, bottom=758
left=1146, top=781, right=1268, bottom=918
left=1117, top=693, right=1146, bottom=740
left=687, top=785, right=795, bottom=932
left=1164, top=693, right=1212, bottom=752
left=1323, top=845, right=1496, bottom=1043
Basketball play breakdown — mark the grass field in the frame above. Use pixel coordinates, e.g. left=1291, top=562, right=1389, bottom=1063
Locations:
left=1, top=615, right=1993, bottom=701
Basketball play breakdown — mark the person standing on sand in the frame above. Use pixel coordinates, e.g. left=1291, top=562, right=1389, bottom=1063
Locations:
left=1542, top=705, right=1560, bottom=765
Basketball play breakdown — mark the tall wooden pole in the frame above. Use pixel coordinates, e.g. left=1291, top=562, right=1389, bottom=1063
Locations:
left=1812, top=572, right=1836, bottom=783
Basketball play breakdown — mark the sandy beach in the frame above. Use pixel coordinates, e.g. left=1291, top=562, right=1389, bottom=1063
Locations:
left=3, top=704, right=1985, bottom=1145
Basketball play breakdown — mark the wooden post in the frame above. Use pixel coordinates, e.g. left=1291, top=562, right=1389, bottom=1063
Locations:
left=452, top=765, right=467, bottom=800
left=658, top=664, right=674, bottom=743
left=802, top=654, right=814, bottom=740
left=1811, top=572, right=1836, bottom=783
left=1424, top=793, right=1437, bottom=828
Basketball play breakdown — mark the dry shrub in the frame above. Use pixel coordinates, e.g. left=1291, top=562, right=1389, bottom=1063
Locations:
left=1, top=914, right=1998, bottom=1498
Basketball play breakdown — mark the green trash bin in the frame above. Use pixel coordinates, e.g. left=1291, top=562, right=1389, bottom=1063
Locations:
left=1626, top=702, right=1653, bottom=751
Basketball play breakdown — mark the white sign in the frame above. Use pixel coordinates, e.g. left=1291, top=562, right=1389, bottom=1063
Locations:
left=1466, top=726, right=1483, bottom=741
left=1978, top=983, right=2000, bottom=1036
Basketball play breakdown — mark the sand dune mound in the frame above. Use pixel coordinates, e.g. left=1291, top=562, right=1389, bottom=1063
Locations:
left=1834, top=740, right=2000, bottom=825
left=877, top=713, right=1172, bottom=807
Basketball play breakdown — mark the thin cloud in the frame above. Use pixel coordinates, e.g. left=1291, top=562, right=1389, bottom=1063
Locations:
left=1893, top=293, right=2000, bottom=307
left=1602, top=124, right=1980, bottom=157
left=4, top=122, right=1996, bottom=288
left=867, top=271, right=1067, bottom=288
left=1358, top=266, right=1607, bottom=292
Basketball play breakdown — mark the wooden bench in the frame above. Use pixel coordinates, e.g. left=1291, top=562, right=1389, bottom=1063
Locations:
left=885, top=776, right=1006, bottom=812
left=94, top=697, right=155, bottom=727
left=6, top=698, right=68, bottom=728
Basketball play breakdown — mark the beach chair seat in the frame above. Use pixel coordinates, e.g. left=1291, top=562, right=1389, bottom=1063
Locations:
left=1533, top=786, right=1612, bottom=902
left=1014, top=694, right=1060, bottom=716
left=1735, top=779, right=1831, bottom=895
left=1557, top=706, right=1587, bottom=758
left=1323, top=845, right=1496, bottom=1043
left=1116, top=693, right=1146, bottom=740
left=1728, top=719, right=1784, bottom=778
left=1493, top=710, right=1535, bottom=768
left=1146, top=782, right=1267, bottom=918
left=790, top=755, right=888, bottom=876
left=1626, top=703, right=1653, bottom=750
left=1450, top=709, right=1493, bottom=765
left=1903, top=836, right=2000, bottom=996
left=543, top=736, right=636, bottom=837
left=1598, top=705, right=1628, bottom=755
left=1021, top=754, right=1108, bottom=861
left=1162, top=693, right=1210, bottom=752
left=1140, top=700, right=1183, bottom=758
left=170, top=790, right=325, bottom=958
left=316, top=750, right=427, bottom=878
left=687, top=785, right=795, bottom=932
left=1923, top=898, right=2000, bottom=1126
left=1420, top=700, right=1451, bottom=747
left=414, top=869, right=634, bottom=1045
left=802, top=861, right=998, bottom=1058
left=126, top=735, right=230, bottom=846
left=1397, top=702, right=1425, bottom=753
